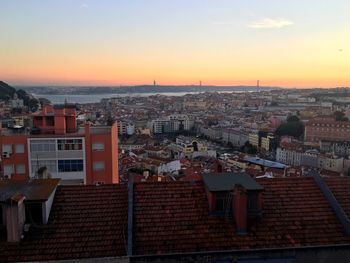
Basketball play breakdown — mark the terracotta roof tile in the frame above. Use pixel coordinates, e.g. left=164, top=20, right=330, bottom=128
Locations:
left=0, top=184, right=128, bottom=262
left=2, top=177, right=350, bottom=261
left=133, top=177, right=350, bottom=255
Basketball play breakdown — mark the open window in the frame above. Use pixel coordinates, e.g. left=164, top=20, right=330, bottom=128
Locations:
left=25, top=203, right=43, bottom=224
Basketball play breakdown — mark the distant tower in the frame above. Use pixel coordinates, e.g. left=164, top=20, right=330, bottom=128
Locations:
left=153, top=80, right=156, bottom=87
left=199, top=81, right=202, bottom=87
left=257, top=80, right=260, bottom=91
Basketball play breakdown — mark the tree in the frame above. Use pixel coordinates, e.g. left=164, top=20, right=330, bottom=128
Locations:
left=28, top=98, right=40, bottom=112
left=287, top=115, right=300, bottom=122
left=334, top=111, right=348, bottom=121
left=240, top=141, right=257, bottom=154
left=275, top=115, right=304, bottom=138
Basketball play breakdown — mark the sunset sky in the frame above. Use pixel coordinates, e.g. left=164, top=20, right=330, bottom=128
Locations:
left=1, top=0, right=350, bottom=88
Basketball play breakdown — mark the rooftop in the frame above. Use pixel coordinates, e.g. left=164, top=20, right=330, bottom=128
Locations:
left=244, top=156, right=287, bottom=169
left=0, top=179, right=60, bottom=202
left=202, top=172, right=263, bottom=191
left=2, top=177, right=350, bottom=262
left=0, top=184, right=128, bottom=262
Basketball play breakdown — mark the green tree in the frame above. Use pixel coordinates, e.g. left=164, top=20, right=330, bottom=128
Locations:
left=275, top=115, right=304, bottom=138
left=334, top=111, right=348, bottom=121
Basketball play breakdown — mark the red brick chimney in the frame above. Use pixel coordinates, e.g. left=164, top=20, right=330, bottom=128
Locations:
left=232, top=185, right=248, bottom=235
left=6, top=193, right=26, bottom=242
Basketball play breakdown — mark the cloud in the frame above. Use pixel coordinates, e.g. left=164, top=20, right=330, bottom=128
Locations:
left=212, top=21, right=235, bottom=26
left=248, top=18, right=294, bottom=29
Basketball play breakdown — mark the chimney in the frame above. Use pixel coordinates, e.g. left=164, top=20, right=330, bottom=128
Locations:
left=232, top=185, right=248, bottom=235
left=143, top=170, right=150, bottom=180
left=6, top=193, right=26, bottom=242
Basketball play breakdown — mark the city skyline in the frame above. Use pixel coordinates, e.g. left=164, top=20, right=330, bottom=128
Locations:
left=1, top=0, right=350, bottom=88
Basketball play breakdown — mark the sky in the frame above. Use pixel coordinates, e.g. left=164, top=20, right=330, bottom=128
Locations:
left=1, top=0, right=350, bottom=88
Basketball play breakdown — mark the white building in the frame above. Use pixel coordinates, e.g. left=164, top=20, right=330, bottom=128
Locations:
left=276, top=147, right=302, bottom=166
left=118, top=121, right=135, bottom=136
left=28, top=137, right=86, bottom=183
left=222, top=129, right=248, bottom=147
left=148, top=115, right=193, bottom=134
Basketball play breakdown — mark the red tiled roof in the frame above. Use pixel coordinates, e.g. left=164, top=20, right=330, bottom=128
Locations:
left=2, top=177, right=350, bottom=262
left=0, top=184, right=128, bottom=262
left=326, top=177, right=350, bottom=219
left=133, top=177, right=350, bottom=255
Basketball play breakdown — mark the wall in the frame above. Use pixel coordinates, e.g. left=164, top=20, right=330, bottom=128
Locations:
left=43, top=187, right=57, bottom=224
left=0, top=135, right=29, bottom=180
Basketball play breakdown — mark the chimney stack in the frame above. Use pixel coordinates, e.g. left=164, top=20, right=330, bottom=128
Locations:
left=232, top=185, right=248, bottom=235
left=6, top=193, right=26, bottom=242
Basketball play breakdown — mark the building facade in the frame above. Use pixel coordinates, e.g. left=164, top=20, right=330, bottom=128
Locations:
left=305, top=117, right=350, bottom=143
left=0, top=105, right=119, bottom=185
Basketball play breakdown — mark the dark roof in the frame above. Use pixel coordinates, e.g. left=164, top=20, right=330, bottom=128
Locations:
left=202, top=172, right=263, bottom=191
left=0, top=184, right=128, bottom=262
left=0, top=179, right=60, bottom=202
left=244, top=156, right=286, bottom=169
left=133, top=178, right=350, bottom=255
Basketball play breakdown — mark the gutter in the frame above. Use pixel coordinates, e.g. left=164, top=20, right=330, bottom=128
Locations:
left=129, top=243, right=350, bottom=259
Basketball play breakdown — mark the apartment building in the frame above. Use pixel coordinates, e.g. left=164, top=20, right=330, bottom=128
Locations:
left=0, top=105, right=118, bottom=185
left=305, top=116, right=350, bottom=143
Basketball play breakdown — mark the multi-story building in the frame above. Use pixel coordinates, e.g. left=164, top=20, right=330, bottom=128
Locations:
left=276, top=146, right=344, bottom=173
left=276, top=147, right=303, bottom=166
left=148, top=115, right=193, bottom=134
left=249, top=132, right=274, bottom=152
left=261, top=135, right=274, bottom=152
left=248, top=132, right=259, bottom=148
left=222, top=129, right=248, bottom=147
left=0, top=104, right=118, bottom=185
left=305, top=117, right=350, bottom=143
left=321, top=141, right=350, bottom=157
left=117, top=121, right=135, bottom=136
left=200, top=126, right=223, bottom=140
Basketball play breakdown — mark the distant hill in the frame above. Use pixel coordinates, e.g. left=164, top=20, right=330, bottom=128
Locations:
left=0, top=81, right=41, bottom=111
left=17, top=85, right=281, bottom=95
left=0, top=81, right=17, bottom=101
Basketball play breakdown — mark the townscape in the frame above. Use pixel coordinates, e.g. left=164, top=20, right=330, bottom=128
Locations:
left=1, top=0, right=350, bottom=262
left=1, top=80, right=350, bottom=262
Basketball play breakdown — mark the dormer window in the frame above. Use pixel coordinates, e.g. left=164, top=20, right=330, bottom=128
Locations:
left=203, top=172, right=264, bottom=234
left=215, top=191, right=232, bottom=213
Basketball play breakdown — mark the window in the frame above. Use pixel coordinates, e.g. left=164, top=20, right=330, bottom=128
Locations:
left=58, top=159, right=84, bottom=172
left=248, top=192, right=258, bottom=211
left=16, top=164, right=26, bottom=174
left=3, top=164, right=14, bottom=176
left=92, top=142, right=105, bottom=151
left=25, top=203, right=43, bottom=224
left=215, top=192, right=231, bottom=212
left=30, top=140, right=56, bottom=152
left=93, top=161, right=105, bottom=171
left=15, top=144, right=25, bottom=153
left=31, top=160, right=57, bottom=174
left=2, top=144, right=12, bottom=154
left=57, top=139, right=82, bottom=150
